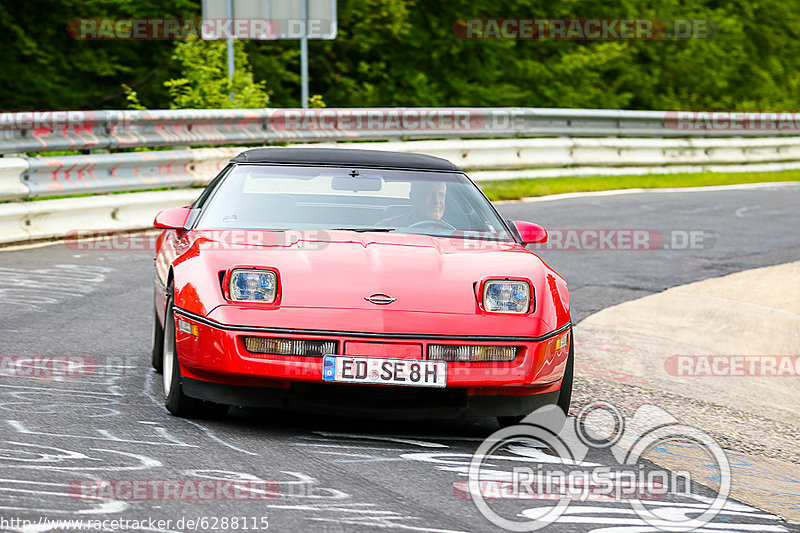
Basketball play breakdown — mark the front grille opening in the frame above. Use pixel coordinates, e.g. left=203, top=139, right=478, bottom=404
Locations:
left=243, top=337, right=338, bottom=357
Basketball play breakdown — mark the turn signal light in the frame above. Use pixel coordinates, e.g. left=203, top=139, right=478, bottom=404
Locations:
left=427, top=345, right=517, bottom=362
left=243, top=337, right=337, bottom=357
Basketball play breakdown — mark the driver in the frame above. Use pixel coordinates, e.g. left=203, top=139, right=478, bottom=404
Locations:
left=380, top=181, right=452, bottom=229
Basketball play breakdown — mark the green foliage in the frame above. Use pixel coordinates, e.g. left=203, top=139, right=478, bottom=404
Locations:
left=307, top=94, right=327, bottom=108
left=249, top=0, right=800, bottom=110
left=3, top=0, right=800, bottom=111
left=164, top=37, right=269, bottom=109
left=0, top=0, right=199, bottom=109
left=121, top=84, right=147, bottom=110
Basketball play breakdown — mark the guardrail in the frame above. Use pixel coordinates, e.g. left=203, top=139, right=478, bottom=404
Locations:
left=18, top=148, right=241, bottom=198
left=3, top=107, right=799, bottom=156
left=2, top=107, right=800, bottom=245
left=4, top=136, right=800, bottom=202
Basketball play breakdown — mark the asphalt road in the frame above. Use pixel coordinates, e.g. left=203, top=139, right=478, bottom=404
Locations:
left=0, top=183, right=798, bottom=532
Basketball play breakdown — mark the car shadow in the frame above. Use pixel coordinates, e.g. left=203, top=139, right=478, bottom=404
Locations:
left=219, top=405, right=500, bottom=440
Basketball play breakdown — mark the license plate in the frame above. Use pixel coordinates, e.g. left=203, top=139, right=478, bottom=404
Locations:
left=322, top=356, right=446, bottom=387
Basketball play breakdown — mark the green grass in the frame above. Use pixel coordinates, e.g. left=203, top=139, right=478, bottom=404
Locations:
left=478, top=169, right=800, bottom=201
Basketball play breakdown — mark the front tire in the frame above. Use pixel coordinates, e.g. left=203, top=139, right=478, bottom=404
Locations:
left=556, top=327, right=574, bottom=416
left=163, top=295, right=201, bottom=417
left=162, top=292, right=227, bottom=418
left=497, top=326, right=574, bottom=427
left=151, top=294, right=164, bottom=374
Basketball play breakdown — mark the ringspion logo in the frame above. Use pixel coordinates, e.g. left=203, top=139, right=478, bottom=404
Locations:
left=467, top=403, right=730, bottom=531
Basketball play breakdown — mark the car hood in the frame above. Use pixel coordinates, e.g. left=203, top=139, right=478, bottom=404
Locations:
left=184, top=230, right=554, bottom=315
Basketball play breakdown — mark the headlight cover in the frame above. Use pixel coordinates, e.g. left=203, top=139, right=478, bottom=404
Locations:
left=482, top=280, right=531, bottom=314
left=229, top=269, right=278, bottom=302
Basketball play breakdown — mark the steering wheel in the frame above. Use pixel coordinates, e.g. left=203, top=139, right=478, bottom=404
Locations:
left=407, top=219, right=456, bottom=230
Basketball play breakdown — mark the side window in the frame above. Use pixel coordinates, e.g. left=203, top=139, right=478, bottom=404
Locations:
left=192, top=165, right=234, bottom=209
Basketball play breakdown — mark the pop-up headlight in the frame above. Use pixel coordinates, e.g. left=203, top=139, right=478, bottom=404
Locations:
left=482, top=280, right=531, bottom=314
left=229, top=269, right=278, bottom=302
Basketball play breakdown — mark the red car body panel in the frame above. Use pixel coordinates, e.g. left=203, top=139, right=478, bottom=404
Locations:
left=155, top=228, right=571, bottom=402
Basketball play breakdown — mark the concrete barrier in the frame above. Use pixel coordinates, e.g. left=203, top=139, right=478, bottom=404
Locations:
left=0, top=189, right=200, bottom=245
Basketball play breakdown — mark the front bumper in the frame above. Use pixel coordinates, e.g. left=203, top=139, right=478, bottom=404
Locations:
left=172, top=307, right=570, bottom=416
left=183, top=377, right=561, bottom=418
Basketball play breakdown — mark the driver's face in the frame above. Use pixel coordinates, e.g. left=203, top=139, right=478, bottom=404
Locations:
left=412, top=182, right=447, bottom=220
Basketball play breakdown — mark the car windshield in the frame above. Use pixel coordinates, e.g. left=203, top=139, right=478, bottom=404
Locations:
left=195, top=164, right=513, bottom=241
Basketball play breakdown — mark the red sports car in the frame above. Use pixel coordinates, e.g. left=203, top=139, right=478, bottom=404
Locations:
left=151, top=148, right=572, bottom=425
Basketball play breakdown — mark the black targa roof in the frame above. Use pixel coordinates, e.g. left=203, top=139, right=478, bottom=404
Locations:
left=230, top=147, right=463, bottom=172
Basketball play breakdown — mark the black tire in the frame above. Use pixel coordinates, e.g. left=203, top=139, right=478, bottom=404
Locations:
left=162, top=289, right=227, bottom=419
left=151, top=292, right=164, bottom=374
left=556, top=327, right=575, bottom=416
left=496, top=326, right=574, bottom=427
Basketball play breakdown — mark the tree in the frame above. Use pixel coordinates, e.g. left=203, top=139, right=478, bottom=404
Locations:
left=0, top=0, right=199, bottom=109
left=4, top=0, right=800, bottom=112
left=164, top=37, right=269, bottom=109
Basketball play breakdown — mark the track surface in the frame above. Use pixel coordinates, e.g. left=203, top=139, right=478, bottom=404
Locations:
left=0, top=183, right=799, bottom=532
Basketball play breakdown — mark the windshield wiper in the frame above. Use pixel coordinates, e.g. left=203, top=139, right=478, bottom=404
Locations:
left=332, top=227, right=395, bottom=233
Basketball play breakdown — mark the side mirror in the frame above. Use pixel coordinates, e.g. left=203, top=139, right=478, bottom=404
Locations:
left=154, top=207, right=191, bottom=230
left=512, top=220, right=548, bottom=245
